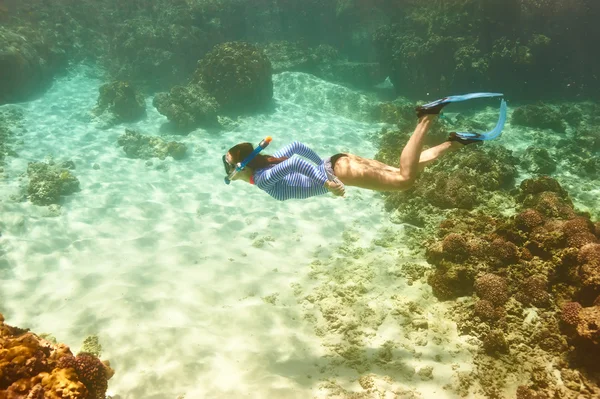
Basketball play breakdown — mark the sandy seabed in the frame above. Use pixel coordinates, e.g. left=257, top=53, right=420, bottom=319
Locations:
left=1, top=67, right=596, bottom=399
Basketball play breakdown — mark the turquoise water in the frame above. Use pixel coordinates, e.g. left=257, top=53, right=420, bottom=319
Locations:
left=2, top=63, right=599, bottom=398
left=1, top=65, right=452, bottom=398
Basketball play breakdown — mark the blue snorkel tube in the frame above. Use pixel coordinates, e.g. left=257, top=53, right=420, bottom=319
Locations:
left=224, top=136, right=272, bottom=185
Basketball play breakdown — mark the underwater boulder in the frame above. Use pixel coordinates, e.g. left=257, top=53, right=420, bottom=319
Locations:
left=511, top=104, right=566, bottom=133
left=192, top=41, right=273, bottom=114
left=117, top=129, right=187, bottom=161
left=0, top=27, right=65, bottom=105
left=520, top=146, right=557, bottom=175
left=261, top=41, right=317, bottom=74
left=93, top=81, right=146, bottom=123
left=26, top=161, right=80, bottom=206
left=153, top=85, right=220, bottom=131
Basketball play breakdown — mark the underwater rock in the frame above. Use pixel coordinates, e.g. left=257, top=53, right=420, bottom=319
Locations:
left=117, top=129, right=187, bottom=161
left=577, top=243, right=600, bottom=290
left=0, top=312, right=113, bottom=398
left=520, top=146, right=557, bottom=175
left=0, top=27, right=67, bottom=105
left=511, top=104, right=566, bottom=133
left=482, top=329, right=509, bottom=356
left=153, top=85, right=219, bottom=130
left=515, top=385, right=549, bottom=399
left=26, top=161, right=81, bottom=206
left=192, top=41, right=273, bottom=114
left=260, top=41, right=317, bottom=74
left=575, top=306, right=600, bottom=346
left=426, top=260, right=477, bottom=301
left=93, top=81, right=146, bottom=123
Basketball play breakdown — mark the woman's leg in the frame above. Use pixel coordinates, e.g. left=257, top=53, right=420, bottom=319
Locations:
left=417, top=140, right=463, bottom=171
left=398, top=115, right=436, bottom=182
left=333, top=115, right=440, bottom=191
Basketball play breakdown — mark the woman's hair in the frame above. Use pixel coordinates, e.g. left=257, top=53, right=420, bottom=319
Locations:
left=227, top=142, right=288, bottom=169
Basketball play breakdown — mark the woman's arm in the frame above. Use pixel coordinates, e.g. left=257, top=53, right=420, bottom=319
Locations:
left=272, top=141, right=323, bottom=165
left=256, top=157, right=327, bottom=188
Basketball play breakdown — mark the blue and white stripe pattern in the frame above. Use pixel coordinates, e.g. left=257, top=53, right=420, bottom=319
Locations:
left=253, top=141, right=329, bottom=201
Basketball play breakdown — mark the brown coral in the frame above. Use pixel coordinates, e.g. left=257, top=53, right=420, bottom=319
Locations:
left=489, top=238, right=519, bottom=264
left=441, top=233, right=470, bottom=261
left=562, top=217, right=598, bottom=248
left=482, top=330, right=509, bottom=356
left=58, top=353, right=113, bottom=399
left=515, top=276, right=551, bottom=308
left=515, top=209, right=545, bottom=232
left=577, top=243, right=600, bottom=289
left=532, top=191, right=576, bottom=219
left=519, top=176, right=567, bottom=196
left=560, top=302, right=582, bottom=326
left=474, top=274, right=509, bottom=306
left=474, top=299, right=500, bottom=320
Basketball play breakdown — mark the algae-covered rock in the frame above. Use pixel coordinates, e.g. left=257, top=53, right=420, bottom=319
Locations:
left=93, top=81, right=146, bottom=123
left=511, top=103, right=566, bottom=133
left=26, top=161, right=80, bottom=206
left=153, top=84, right=219, bottom=130
left=117, top=129, right=187, bottom=160
left=520, top=146, right=557, bottom=175
left=192, top=41, right=273, bottom=114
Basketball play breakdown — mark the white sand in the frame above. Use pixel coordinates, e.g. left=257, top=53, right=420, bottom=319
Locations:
left=1, top=66, right=592, bottom=398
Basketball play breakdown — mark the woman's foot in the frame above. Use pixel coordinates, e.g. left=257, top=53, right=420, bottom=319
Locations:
left=415, top=98, right=449, bottom=118
left=448, top=132, right=483, bottom=145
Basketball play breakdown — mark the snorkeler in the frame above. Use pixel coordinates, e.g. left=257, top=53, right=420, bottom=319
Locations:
left=222, top=93, right=507, bottom=201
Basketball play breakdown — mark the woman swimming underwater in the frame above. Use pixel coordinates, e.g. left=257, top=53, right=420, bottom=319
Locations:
left=222, top=93, right=508, bottom=201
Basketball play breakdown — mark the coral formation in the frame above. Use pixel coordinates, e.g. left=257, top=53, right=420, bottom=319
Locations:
left=117, top=129, right=187, bottom=160
left=0, top=27, right=67, bottom=105
left=93, top=81, right=146, bottom=123
left=520, top=146, right=556, bottom=175
left=192, top=41, right=273, bottom=114
left=26, top=160, right=80, bottom=206
left=474, top=274, right=509, bottom=306
left=152, top=85, right=219, bottom=130
left=0, top=313, right=113, bottom=398
left=426, top=176, right=600, bottom=397
left=511, top=104, right=567, bottom=133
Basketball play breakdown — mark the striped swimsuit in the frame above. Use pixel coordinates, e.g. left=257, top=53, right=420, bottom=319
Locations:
left=253, top=141, right=330, bottom=201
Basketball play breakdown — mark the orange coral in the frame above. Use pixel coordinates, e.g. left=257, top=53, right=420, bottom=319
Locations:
left=0, top=313, right=113, bottom=399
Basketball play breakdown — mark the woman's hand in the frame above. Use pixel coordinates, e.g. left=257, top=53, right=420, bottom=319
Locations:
left=325, top=180, right=345, bottom=197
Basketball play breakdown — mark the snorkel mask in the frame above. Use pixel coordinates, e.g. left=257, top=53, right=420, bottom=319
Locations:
left=223, top=136, right=272, bottom=184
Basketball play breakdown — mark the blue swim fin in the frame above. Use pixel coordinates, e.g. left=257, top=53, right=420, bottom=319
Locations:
left=416, top=92, right=504, bottom=118
left=449, top=99, right=507, bottom=144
